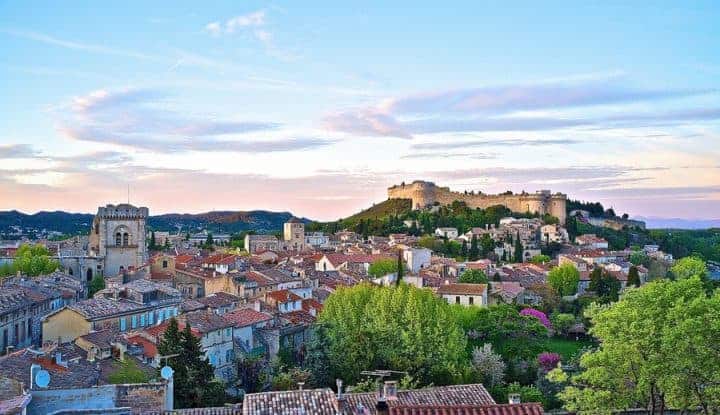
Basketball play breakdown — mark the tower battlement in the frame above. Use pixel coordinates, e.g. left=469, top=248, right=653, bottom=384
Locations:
left=388, top=180, right=567, bottom=223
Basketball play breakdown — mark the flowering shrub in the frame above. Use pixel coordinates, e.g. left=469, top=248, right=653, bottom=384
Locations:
left=520, top=308, right=552, bottom=329
left=537, top=352, right=561, bottom=372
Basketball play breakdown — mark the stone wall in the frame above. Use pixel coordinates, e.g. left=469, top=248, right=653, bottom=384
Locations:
left=388, top=180, right=567, bottom=224
left=28, top=382, right=166, bottom=415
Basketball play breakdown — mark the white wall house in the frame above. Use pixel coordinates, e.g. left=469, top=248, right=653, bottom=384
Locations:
left=436, top=283, right=488, bottom=307
left=403, top=248, right=431, bottom=274
left=434, top=227, right=459, bottom=239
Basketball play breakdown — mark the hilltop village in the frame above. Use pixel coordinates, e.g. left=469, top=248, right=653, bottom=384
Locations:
left=0, top=185, right=713, bottom=415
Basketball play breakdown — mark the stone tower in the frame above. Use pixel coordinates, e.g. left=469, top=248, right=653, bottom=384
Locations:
left=283, top=218, right=305, bottom=251
left=87, top=203, right=149, bottom=277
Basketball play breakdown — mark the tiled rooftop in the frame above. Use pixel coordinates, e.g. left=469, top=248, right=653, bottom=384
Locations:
left=222, top=308, right=273, bottom=328
left=243, top=388, right=339, bottom=415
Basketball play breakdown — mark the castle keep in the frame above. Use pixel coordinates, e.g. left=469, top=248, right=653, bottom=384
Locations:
left=87, top=203, right=149, bottom=278
left=388, top=180, right=567, bottom=224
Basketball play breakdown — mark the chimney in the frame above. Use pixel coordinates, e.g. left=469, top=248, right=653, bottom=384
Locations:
left=87, top=347, right=96, bottom=362
left=297, top=382, right=304, bottom=390
left=375, top=382, right=389, bottom=415
left=30, top=363, right=41, bottom=390
left=509, top=393, right=521, bottom=404
left=336, top=379, right=344, bottom=401
left=383, top=381, right=397, bottom=400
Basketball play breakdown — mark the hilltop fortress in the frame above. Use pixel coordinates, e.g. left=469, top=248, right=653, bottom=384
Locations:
left=388, top=180, right=567, bottom=224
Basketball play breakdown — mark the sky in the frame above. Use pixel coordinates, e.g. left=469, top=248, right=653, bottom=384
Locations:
left=1, top=1, right=719, bottom=222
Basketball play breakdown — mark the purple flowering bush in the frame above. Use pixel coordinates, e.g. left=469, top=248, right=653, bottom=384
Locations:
left=520, top=308, right=552, bottom=329
left=537, top=352, right=561, bottom=372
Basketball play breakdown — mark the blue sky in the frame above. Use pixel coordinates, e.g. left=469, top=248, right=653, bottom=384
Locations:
left=1, top=1, right=719, bottom=221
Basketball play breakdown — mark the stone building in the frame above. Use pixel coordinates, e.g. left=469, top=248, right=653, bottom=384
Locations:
left=87, top=203, right=149, bottom=278
left=283, top=218, right=305, bottom=251
left=388, top=180, right=567, bottom=224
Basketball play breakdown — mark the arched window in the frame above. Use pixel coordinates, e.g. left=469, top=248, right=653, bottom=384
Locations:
left=86, top=268, right=93, bottom=282
left=122, top=233, right=129, bottom=246
left=115, top=232, right=122, bottom=246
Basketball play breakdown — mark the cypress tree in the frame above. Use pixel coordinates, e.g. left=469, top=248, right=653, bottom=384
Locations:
left=628, top=265, right=641, bottom=287
left=396, top=250, right=404, bottom=286
left=469, top=235, right=480, bottom=261
left=513, top=231, right=523, bottom=263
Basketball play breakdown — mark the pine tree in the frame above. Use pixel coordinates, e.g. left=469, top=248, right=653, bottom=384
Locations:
left=513, top=231, right=524, bottom=263
left=627, top=266, right=641, bottom=287
left=176, top=323, right=224, bottom=408
left=461, top=240, right=468, bottom=259
left=396, top=250, right=404, bottom=286
left=149, top=231, right=156, bottom=250
left=205, top=233, right=214, bottom=247
left=469, top=235, right=480, bottom=261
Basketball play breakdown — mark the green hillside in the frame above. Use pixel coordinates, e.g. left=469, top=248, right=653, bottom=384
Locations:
left=343, top=198, right=412, bottom=223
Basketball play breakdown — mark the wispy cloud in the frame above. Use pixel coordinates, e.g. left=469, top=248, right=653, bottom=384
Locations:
left=323, top=77, right=718, bottom=138
left=3, top=29, right=162, bottom=62
left=411, top=138, right=581, bottom=150
left=205, top=10, right=266, bottom=39
left=0, top=144, right=41, bottom=159
left=57, top=87, right=334, bottom=153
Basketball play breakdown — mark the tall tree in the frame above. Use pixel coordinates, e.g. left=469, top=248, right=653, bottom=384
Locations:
left=176, top=323, right=225, bottom=408
left=149, top=231, right=156, bottom=250
left=458, top=269, right=489, bottom=284
left=396, top=250, right=404, bottom=286
left=556, top=277, right=720, bottom=414
left=547, top=264, right=580, bottom=296
left=469, top=235, right=480, bottom=261
left=205, top=233, right=214, bottom=247
left=627, top=265, right=641, bottom=287
left=513, top=231, right=524, bottom=263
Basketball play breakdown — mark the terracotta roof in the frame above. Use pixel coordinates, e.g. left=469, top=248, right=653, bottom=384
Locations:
left=302, top=298, right=323, bottom=313
left=243, top=388, right=339, bottom=415
left=197, top=292, right=241, bottom=308
left=281, top=310, right=317, bottom=325
left=77, top=329, right=119, bottom=349
left=344, top=384, right=495, bottom=414
left=437, top=283, right=487, bottom=296
left=125, top=334, right=158, bottom=358
left=267, top=289, right=302, bottom=303
left=223, top=308, right=273, bottom=327
left=205, top=254, right=238, bottom=265
left=181, top=310, right=233, bottom=333
left=389, top=403, right=544, bottom=415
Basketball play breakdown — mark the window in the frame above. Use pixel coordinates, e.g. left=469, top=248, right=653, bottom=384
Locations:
left=119, top=317, right=126, bottom=331
left=148, top=311, right=155, bottom=325
left=140, top=314, right=146, bottom=327
left=226, top=350, right=234, bottom=362
left=225, top=328, right=231, bottom=337
left=162, top=260, right=168, bottom=269
left=131, top=315, right=137, bottom=329
left=469, top=296, right=474, bottom=305
left=122, top=233, right=129, bottom=246
left=455, top=296, right=460, bottom=304
left=115, top=232, right=122, bottom=246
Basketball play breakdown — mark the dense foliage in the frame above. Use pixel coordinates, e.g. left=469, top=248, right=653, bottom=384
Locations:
left=0, top=244, right=60, bottom=278
left=108, top=359, right=151, bottom=384
left=555, top=277, right=720, bottom=414
left=158, top=318, right=225, bottom=408
left=458, top=269, right=489, bottom=284
left=317, top=283, right=467, bottom=386
left=547, top=264, right=580, bottom=296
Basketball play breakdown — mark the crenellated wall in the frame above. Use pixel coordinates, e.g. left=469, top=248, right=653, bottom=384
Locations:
left=388, top=180, right=567, bottom=223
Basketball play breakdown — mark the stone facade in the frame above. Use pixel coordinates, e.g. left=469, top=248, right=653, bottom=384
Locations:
left=283, top=218, right=305, bottom=251
left=388, top=180, right=567, bottom=224
left=88, top=204, right=149, bottom=278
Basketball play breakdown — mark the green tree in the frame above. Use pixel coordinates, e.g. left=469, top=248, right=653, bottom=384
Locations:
left=108, top=358, right=150, bottom=384
left=557, top=277, right=720, bottom=414
left=318, top=283, right=467, bottom=386
left=9, top=244, right=60, bottom=277
left=627, top=265, right=641, bottom=287
left=368, top=258, right=400, bottom=278
left=550, top=313, right=576, bottom=338
left=670, top=256, right=708, bottom=280
left=469, top=235, right=480, bottom=261
left=176, top=323, right=225, bottom=408
left=149, top=231, right=157, bottom=250
left=547, top=264, right=580, bottom=296
left=458, top=269, right=489, bottom=284
left=530, top=254, right=551, bottom=264
left=205, top=233, right=214, bottom=247
left=396, top=250, right=404, bottom=286
left=629, top=251, right=649, bottom=267
left=588, top=268, right=621, bottom=303
left=480, top=234, right=495, bottom=258
left=513, top=232, right=524, bottom=263
left=460, top=239, right=468, bottom=259
left=87, top=274, right=105, bottom=298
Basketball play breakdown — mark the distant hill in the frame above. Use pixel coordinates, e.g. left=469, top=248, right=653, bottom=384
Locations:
left=342, top=198, right=412, bottom=223
left=0, top=210, right=311, bottom=237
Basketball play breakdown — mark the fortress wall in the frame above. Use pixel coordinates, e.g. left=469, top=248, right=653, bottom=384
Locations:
left=388, top=181, right=567, bottom=223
